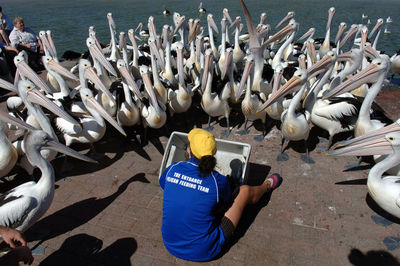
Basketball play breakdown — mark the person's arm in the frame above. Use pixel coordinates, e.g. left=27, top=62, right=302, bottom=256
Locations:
left=37, top=38, right=43, bottom=52
left=4, top=45, right=19, bottom=53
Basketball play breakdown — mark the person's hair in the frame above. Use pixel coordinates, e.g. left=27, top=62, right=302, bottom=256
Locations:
left=0, top=7, right=3, bottom=12
left=13, top=17, right=23, bottom=25
left=198, top=155, right=216, bottom=176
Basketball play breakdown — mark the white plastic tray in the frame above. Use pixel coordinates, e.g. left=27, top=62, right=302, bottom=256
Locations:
left=159, top=131, right=251, bottom=184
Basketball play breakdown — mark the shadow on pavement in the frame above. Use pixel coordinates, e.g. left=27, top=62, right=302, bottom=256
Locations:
left=26, top=173, right=149, bottom=244
left=39, top=233, right=137, bottom=266
left=348, top=248, right=400, bottom=266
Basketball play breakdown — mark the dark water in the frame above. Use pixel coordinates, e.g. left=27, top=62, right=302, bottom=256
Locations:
left=2, top=0, right=400, bottom=56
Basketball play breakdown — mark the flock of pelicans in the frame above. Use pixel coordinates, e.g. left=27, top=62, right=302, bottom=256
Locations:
left=0, top=0, right=400, bottom=246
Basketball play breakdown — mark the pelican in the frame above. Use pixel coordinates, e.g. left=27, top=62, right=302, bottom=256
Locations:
left=56, top=59, right=126, bottom=148
left=207, top=14, right=219, bottom=60
left=0, top=129, right=95, bottom=233
left=14, top=52, right=53, bottom=95
left=0, top=112, right=36, bottom=179
left=198, top=2, right=206, bottom=14
left=369, top=18, right=384, bottom=50
left=42, top=55, right=78, bottom=101
left=15, top=80, right=81, bottom=175
left=163, top=7, right=170, bottom=16
left=116, top=59, right=142, bottom=127
left=266, top=64, right=285, bottom=122
left=201, top=49, right=231, bottom=137
left=328, top=120, right=400, bottom=219
left=230, top=16, right=246, bottom=68
left=258, top=69, right=313, bottom=163
left=139, top=65, right=167, bottom=130
left=167, top=42, right=192, bottom=116
left=319, top=7, right=335, bottom=59
left=275, top=11, right=295, bottom=29
left=390, top=50, right=400, bottom=78
left=106, top=13, right=121, bottom=62
left=235, top=56, right=268, bottom=141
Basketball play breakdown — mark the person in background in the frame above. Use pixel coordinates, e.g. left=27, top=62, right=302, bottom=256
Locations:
left=0, top=40, right=19, bottom=79
left=0, top=6, right=13, bottom=45
left=9, top=16, right=44, bottom=71
left=159, top=128, right=283, bottom=261
left=0, top=225, right=34, bottom=266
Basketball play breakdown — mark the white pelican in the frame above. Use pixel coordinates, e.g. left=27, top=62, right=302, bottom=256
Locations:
left=56, top=60, right=126, bottom=148
left=235, top=56, right=268, bottom=141
left=201, top=50, right=231, bottom=137
left=369, top=18, right=384, bottom=50
left=230, top=16, right=246, bottom=68
left=0, top=112, right=35, bottom=178
left=198, top=2, right=206, bottom=14
left=139, top=65, right=167, bottom=130
left=116, top=59, right=142, bottom=127
left=167, top=42, right=192, bottom=116
left=303, top=51, right=361, bottom=151
left=266, top=64, right=285, bottom=122
left=329, top=120, right=400, bottom=218
left=258, top=69, right=313, bottom=163
left=217, top=18, right=228, bottom=76
left=106, top=13, right=121, bottom=62
left=390, top=50, right=400, bottom=78
left=275, top=11, right=295, bottom=29
left=319, top=7, right=335, bottom=59
left=0, top=130, right=95, bottom=232
left=207, top=14, right=219, bottom=60
left=14, top=52, right=53, bottom=95
left=15, top=80, right=80, bottom=175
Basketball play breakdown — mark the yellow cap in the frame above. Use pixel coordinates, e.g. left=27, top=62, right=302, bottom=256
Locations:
left=188, top=128, right=217, bottom=159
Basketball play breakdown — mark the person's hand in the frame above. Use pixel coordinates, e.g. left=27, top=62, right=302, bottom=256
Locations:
left=0, top=226, right=27, bottom=248
left=25, top=43, right=31, bottom=49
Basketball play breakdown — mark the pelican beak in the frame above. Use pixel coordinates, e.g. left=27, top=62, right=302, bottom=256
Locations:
left=326, top=7, right=335, bottom=31
left=26, top=88, right=80, bottom=126
left=369, top=19, right=383, bottom=39
left=364, top=45, right=381, bottom=59
left=128, top=29, right=139, bottom=53
left=45, top=137, right=97, bottom=163
left=339, top=26, right=357, bottom=49
left=221, top=49, right=232, bottom=80
left=188, top=19, right=200, bottom=43
left=229, top=17, right=241, bottom=31
left=176, top=45, right=185, bottom=85
left=327, top=122, right=400, bottom=157
left=88, top=41, right=118, bottom=77
left=83, top=67, right=116, bottom=105
left=237, top=58, right=253, bottom=100
left=0, top=111, right=35, bottom=131
left=322, top=62, right=380, bottom=99
left=272, top=69, right=283, bottom=94
left=307, top=53, right=334, bottom=78
left=257, top=74, right=302, bottom=113
left=336, top=50, right=352, bottom=61
left=262, top=23, right=294, bottom=46
left=173, top=16, right=186, bottom=35
left=117, top=61, right=144, bottom=100
left=0, top=77, right=17, bottom=92
left=141, top=69, right=162, bottom=118
left=47, top=59, right=78, bottom=81
left=148, top=38, right=165, bottom=71
left=208, top=15, right=219, bottom=34
left=201, top=52, right=213, bottom=90
left=148, top=16, right=157, bottom=38
left=275, top=11, right=294, bottom=29
left=298, top=27, right=315, bottom=41
left=335, top=23, right=346, bottom=44
left=86, top=95, right=126, bottom=136
left=223, top=9, right=233, bottom=24
left=16, top=60, right=53, bottom=94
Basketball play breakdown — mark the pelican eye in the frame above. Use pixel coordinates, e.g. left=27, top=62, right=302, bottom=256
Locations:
left=377, top=62, right=382, bottom=66
left=388, top=136, right=395, bottom=141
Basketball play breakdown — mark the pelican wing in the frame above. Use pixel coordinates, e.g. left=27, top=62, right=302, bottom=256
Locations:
left=397, top=195, right=400, bottom=208
left=55, top=117, right=82, bottom=135
left=0, top=191, right=37, bottom=229
left=314, top=98, right=360, bottom=121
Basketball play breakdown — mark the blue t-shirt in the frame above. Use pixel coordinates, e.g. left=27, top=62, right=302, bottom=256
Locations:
left=159, top=157, right=231, bottom=261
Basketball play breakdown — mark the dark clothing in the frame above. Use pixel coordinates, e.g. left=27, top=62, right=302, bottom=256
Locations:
left=16, top=44, right=44, bottom=72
